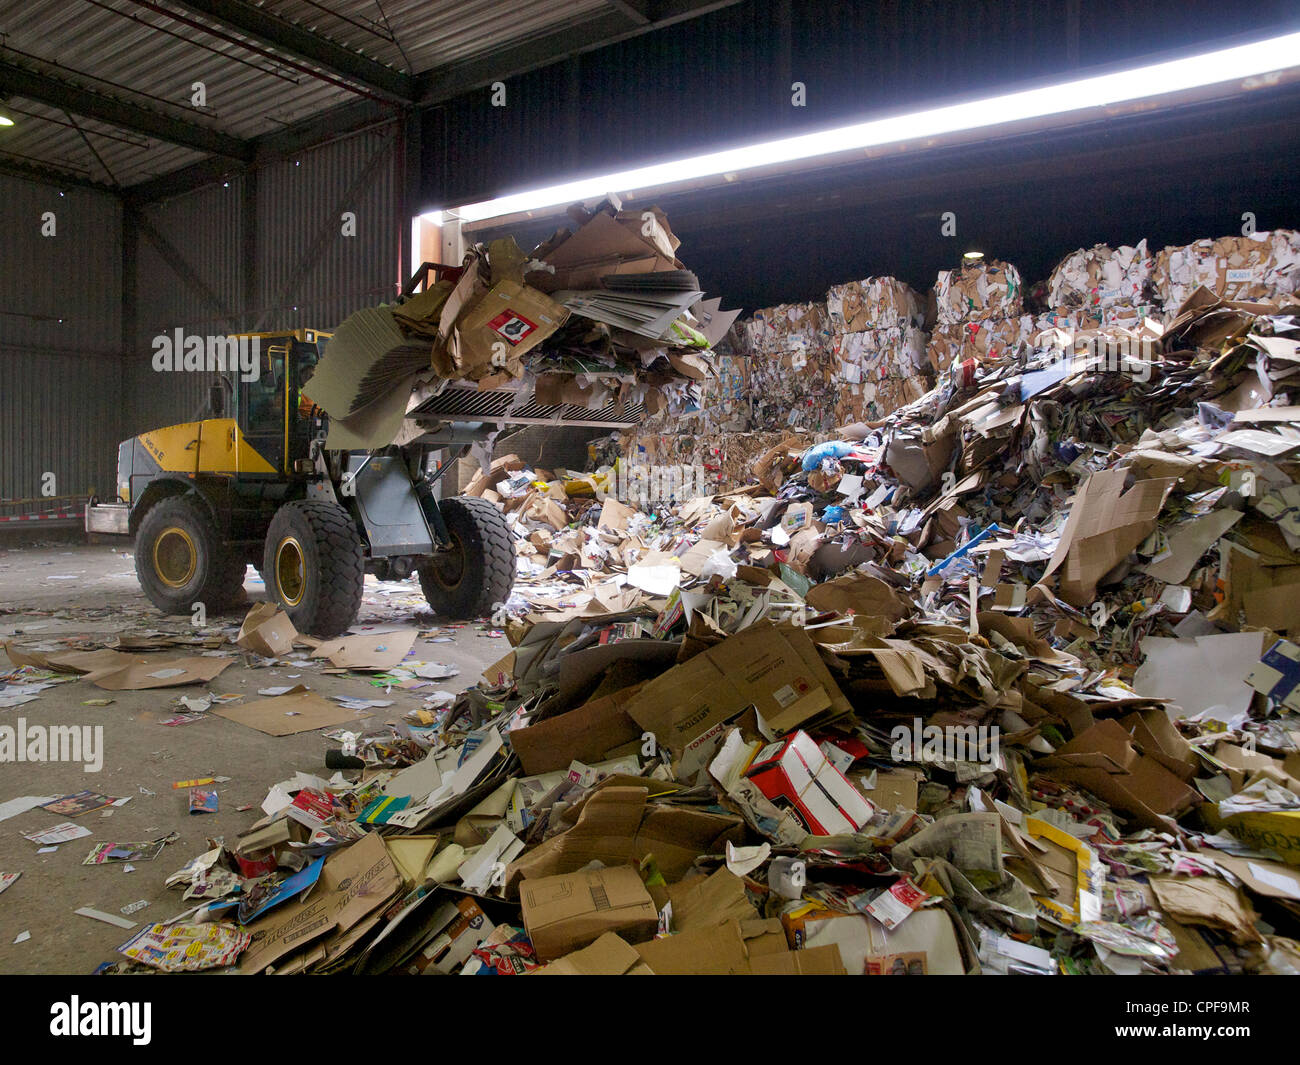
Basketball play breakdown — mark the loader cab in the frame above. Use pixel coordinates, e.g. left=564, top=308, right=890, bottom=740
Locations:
left=232, top=330, right=329, bottom=476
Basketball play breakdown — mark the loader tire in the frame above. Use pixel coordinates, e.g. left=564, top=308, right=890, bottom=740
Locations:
left=263, top=500, right=364, bottom=637
left=418, top=496, right=515, bottom=620
left=135, top=496, right=246, bottom=616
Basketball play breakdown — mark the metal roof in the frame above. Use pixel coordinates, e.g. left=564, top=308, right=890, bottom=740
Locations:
left=0, top=0, right=645, bottom=188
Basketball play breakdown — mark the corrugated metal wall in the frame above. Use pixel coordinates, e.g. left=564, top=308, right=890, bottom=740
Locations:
left=255, top=124, right=403, bottom=332
left=421, top=0, right=1299, bottom=208
left=0, top=172, right=124, bottom=505
left=126, top=122, right=403, bottom=435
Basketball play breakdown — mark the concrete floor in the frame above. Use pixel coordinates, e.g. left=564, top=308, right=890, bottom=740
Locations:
left=0, top=541, right=502, bottom=974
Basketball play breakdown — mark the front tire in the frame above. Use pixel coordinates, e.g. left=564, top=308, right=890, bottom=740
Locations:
left=135, top=495, right=245, bottom=615
left=263, top=500, right=364, bottom=636
left=418, top=496, right=515, bottom=619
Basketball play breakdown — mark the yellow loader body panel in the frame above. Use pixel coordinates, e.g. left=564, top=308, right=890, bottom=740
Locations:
left=137, top=418, right=277, bottom=476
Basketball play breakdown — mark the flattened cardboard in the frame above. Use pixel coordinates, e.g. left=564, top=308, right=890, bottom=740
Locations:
left=509, top=683, right=645, bottom=775
left=1150, top=875, right=1261, bottom=944
left=1035, top=468, right=1177, bottom=606
left=633, top=917, right=789, bottom=975
left=80, top=653, right=235, bottom=690
left=214, top=690, right=360, bottom=736
left=748, top=943, right=847, bottom=975
left=239, top=831, right=401, bottom=973
left=311, top=629, right=417, bottom=671
left=520, top=865, right=658, bottom=961
left=1035, top=718, right=1200, bottom=828
left=666, top=868, right=757, bottom=930
left=530, top=932, right=654, bottom=975
left=532, top=210, right=681, bottom=292
left=1198, top=804, right=1300, bottom=866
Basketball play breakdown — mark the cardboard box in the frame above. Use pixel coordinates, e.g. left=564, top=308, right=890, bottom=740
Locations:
left=520, top=865, right=658, bottom=962
left=625, top=624, right=850, bottom=768
left=447, top=280, right=567, bottom=377
left=744, top=731, right=874, bottom=835
left=1246, top=639, right=1300, bottom=712
left=781, top=906, right=972, bottom=975
left=504, top=785, right=745, bottom=889
left=531, top=932, right=655, bottom=975
left=236, top=603, right=299, bottom=658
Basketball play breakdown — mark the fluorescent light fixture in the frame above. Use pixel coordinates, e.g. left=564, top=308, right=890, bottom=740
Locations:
left=0, top=114, right=13, bottom=128
left=963, top=250, right=985, bottom=260
left=450, top=31, right=1300, bottom=223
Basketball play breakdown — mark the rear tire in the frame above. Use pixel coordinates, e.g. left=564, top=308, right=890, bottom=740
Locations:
left=263, top=500, right=364, bottom=636
left=135, top=495, right=245, bottom=615
left=418, top=496, right=515, bottom=619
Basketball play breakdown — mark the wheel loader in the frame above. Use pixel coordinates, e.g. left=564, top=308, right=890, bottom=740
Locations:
left=85, top=266, right=646, bottom=636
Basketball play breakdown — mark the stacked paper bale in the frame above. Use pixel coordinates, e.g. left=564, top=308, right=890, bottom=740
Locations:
left=638, top=300, right=838, bottom=434
left=733, top=300, right=840, bottom=433
left=1025, top=241, right=1161, bottom=360
left=925, top=259, right=1029, bottom=374
left=825, top=277, right=930, bottom=423
left=1045, top=241, right=1155, bottom=323
left=1153, top=229, right=1300, bottom=315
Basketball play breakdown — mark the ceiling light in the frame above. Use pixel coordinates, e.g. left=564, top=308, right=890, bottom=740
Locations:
left=449, top=31, right=1300, bottom=223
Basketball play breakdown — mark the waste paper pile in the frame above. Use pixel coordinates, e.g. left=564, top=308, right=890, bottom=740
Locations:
left=5, top=228, right=1300, bottom=976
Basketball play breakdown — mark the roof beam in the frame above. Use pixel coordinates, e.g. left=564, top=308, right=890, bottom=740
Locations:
left=416, top=0, right=743, bottom=104
left=167, top=0, right=416, bottom=103
left=122, top=97, right=394, bottom=205
left=0, top=154, right=113, bottom=192
left=122, top=0, right=741, bottom=202
left=605, top=0, right=651, bottom=26
left=0, top=59, right=253, bottom=161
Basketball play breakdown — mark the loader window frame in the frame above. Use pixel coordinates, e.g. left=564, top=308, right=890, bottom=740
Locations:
left=238, top=343, right=290, bottom=474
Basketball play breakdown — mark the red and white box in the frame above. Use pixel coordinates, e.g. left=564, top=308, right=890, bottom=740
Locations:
left=744, top=730, right=874, bottom=835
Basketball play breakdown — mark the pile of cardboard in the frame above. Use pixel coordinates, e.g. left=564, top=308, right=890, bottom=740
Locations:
left=302, top=199, right=738, bottom=449
left=72, top=230, right=1300, bottom=977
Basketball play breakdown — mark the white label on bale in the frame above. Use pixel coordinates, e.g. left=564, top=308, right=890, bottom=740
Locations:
left=1225, top=269, right=1254, bottom=284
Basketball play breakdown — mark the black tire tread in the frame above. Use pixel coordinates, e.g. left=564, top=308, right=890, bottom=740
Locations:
left=263, top=500, right=364, bottom=636
left=418, top=496, right=515, bottom=619
left=134, top=495, right=245, bottom=615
